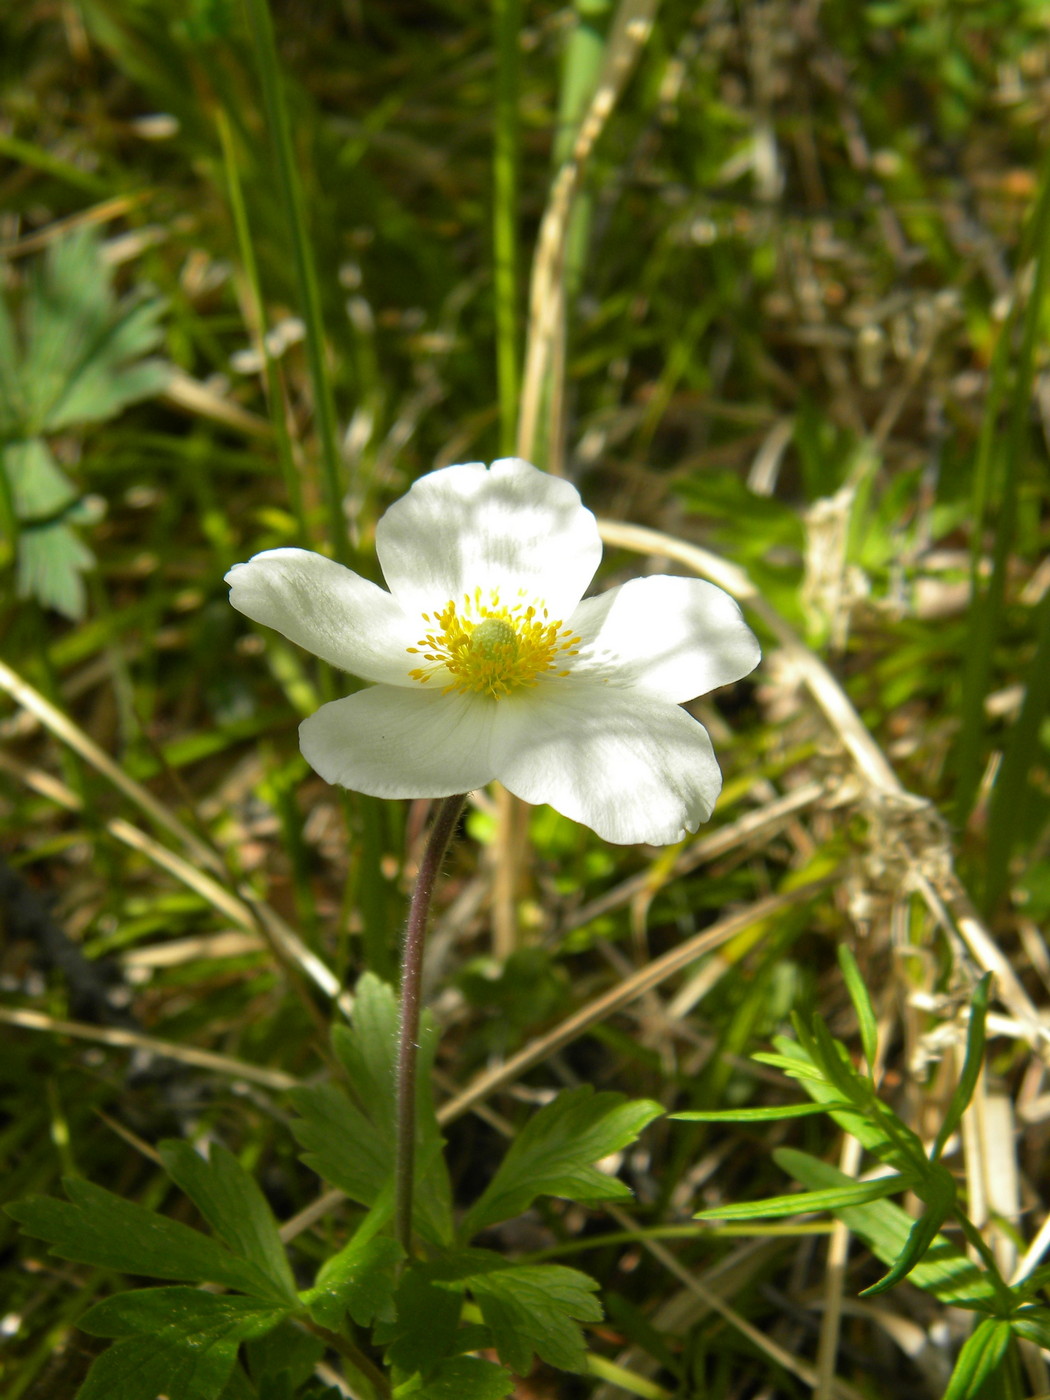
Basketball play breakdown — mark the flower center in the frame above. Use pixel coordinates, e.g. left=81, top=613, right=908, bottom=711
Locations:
left=407, top=588, right=581, bottom=699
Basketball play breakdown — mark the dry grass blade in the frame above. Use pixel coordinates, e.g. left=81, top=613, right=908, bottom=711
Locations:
left=0, top=657, right=222, bottom=874
left=517, top=0, right=658, bottom=465
left=164, top=366, right=272, bottom=438
left=597, top=518, right=1047, bottom=1056
left=562, top=779, right=824, bottom=935
left=0, top=1005, right=299, bottom=1091
left=602, top=1204, right=867, bottom=1400
left=437, top=876, right=834, bottom=1125
left=0, top=752, right=344, bottom=1005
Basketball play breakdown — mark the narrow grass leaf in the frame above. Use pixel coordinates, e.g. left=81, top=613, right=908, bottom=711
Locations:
left=860, top=1162, right=956, bottom=1296
left=694, top=1175, right=907, bottom=1222
left=241, top=0, right=349, bottom=562
left=838, top=945, right=879, bottom=1074
left=672, top=1101, right=853, bottom=1122
left=954, top=147, right=1050, bottom=823
left=931, top=975, right=991, bottom=1164
left=777, top=1148, right=996, bottom=1306
left=984, top=591, right=1050, bottom=910
left=943, top=1317, right=1013, bottom=1400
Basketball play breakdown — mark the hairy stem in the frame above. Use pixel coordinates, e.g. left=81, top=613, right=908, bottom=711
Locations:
left=302, top=1318, right=391, bottom=1399
left=395, top=794, right=467, bottom=1257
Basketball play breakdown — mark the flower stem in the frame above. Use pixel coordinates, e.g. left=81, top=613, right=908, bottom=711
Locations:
left=395, top=793, right=467, bottom=1257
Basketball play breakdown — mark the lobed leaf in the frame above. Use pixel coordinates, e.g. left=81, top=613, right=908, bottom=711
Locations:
left=423, top=1249, right=602, bottom=1377
left=76, top=1288, right=287, bottom=1400
left=7, top=1177, right=278, bottom=1297
left=158, top=1140, right=298, bottom=1304
left=303, top=1231, right=401, bottom=1330
left=461, top=1087, right=662, bottom=1239
left=412, top=1354, right=516, bottom=1400
left=467, top=1261, right=602, bottom=1376
left=291, top=973, right=453, bottom=1245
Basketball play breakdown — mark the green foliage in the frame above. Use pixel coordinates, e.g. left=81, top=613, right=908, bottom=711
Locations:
left=158, top=1140, right=299, bottom=1304
left=7, top=1173, right=286, bottom=1298
left=290, top=972, right=454, bottom=1247
left=7, top=974, right=663, bottom=1399
left=5, top=0, right=1049, bottom=1395
left=681, top=965, right=1050, bottom=1397
left=0, top=227, right=167, bottom=617
left=427, top=1251, right=602, bottom=1375
left=76, top=1290, right=288, bottom=1400
left=459, top=1086, right=663, bottom=1239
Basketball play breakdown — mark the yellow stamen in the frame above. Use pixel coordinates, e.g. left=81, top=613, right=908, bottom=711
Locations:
left=407, top=589, right=580, bottom=699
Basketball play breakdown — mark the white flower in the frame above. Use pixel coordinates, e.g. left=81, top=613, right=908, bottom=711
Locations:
left=226, top=458, right=760, bottom=845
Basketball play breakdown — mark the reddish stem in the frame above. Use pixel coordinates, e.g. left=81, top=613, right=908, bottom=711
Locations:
left=394, top=793, right=467, bottom=1257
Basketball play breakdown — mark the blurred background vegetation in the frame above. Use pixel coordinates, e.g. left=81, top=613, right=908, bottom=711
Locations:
left=2, top=0, right=1049, bottom=1395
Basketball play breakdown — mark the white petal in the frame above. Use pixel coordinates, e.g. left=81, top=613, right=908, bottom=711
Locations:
left=226, top=549, right=415, bottom=685
left=492, top=682, right=723, bottom=845
left=569, top=576, right=761, bottom=703
left=375, top=459, right=602, bottom=620
left=299, top=685, right=498, bottom=797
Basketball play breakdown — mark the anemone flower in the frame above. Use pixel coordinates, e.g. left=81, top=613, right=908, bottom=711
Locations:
left=226, top=458, right=760, bottom=844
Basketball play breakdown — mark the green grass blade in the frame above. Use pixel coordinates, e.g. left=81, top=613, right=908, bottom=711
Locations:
left=215, top=103, right=306, bottom=538
left=837, top=945, right=879, bottom=1078
left=242, top=0, right=349, bottom=562
left=931, top=974, right=990, bottom=1163
left=954, top=146, right=1050, bottom=823
left=983, top=590, right=1050, bottom=911
left=492, top=0, right=522, bottom=457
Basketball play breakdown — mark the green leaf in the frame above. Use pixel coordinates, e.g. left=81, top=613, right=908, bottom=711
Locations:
left=1010, top=1307, right=1050, bottom=1350
left=16, top=518, right=95, bottom=620
left=931, top=976, right=990, bottom=1164
left=291, top=973, right=452, bottom=1246
left=303, top=1231, right=401, bottom=1329
left=693, top=1174, right=908, bottom=1222
left=4, top=437, right=76, bottom=518
left=1011, top=1264, right=1050, bottom=1303
left=769, top=1035, right=927, bottom=1174
left=943, top=1317, right=1013, bottom=1400
left=860, top=1163, right=956, bottom=1296
left=158, top=1141, right=298, bottom=1304
left=460, top=1087, right=662, bottom=1239
left=672, top=1101, right=852, bottom=1122
left=837, top=946, right=879, bottom=1074
left=410, top=1355, right=515, bottom=1400
left=243, top=1320, right=326, bottom=1391
left=419, top=1249, right=601, bottom=1377
left=76, top=1288, right=287, bottom=1400
left=7, top=1177, right=278, bottom=1297
left=0, top=285, right=22, bottom=432
left=18, top=227, right=167, bottom=435
left=796, top=1012, right=873, bottom=1110
left=776, top=1149, right=995, bottom=1306
left=381, top=1264, right=464, bottom=1373
left=459, top=1257, right=601, bottom=1376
